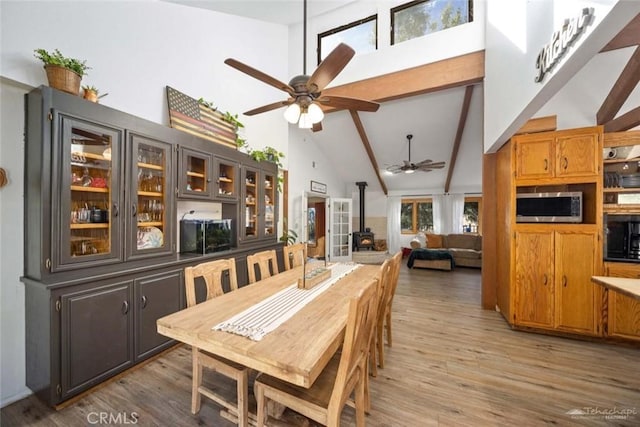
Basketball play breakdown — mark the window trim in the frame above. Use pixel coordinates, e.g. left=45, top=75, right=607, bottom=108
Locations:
left=317, top=14, right=378, bottom=65
left=401, top=197, right=433, bottom=234
left=390, top=0, right=474, bottom=46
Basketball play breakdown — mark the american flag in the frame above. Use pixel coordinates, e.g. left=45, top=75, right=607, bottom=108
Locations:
left=166, top=86, right=237, bottom=148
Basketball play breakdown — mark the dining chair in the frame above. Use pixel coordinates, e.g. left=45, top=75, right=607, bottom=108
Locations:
left=246, top=249, right=279, bottom=283
left=254, top=277, right=379, bottom=427
left=282, top=242, right=307, bottom=270
left=184, top=258, right=250, bottom=427
left=384, top=251, right=403, bottom=347
left=369, top=258, right=394, bottom=378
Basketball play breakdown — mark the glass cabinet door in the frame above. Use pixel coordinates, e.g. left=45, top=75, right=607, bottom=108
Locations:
left=242, top=167, right=258, bottom=240
left=178, top=147, right=212, bottom=198
left=263, top=173, right=276, bottom=238
left=215, top=157, right=237, bottom=200
left=57, top=115, right=123, bottom=270
left=128, top=134, right=174, bottom=258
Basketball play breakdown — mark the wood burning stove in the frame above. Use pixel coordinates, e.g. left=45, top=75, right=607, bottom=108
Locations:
left=353, top=182, right=374, bottom=251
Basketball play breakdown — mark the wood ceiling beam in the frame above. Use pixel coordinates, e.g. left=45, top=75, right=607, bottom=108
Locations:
left=600, top=13, right=640, bottom=53
left=349, top=110, right=388, bottom=195
left=444, top=85, right=474, bottom=194
left=321, top=50, right=484, bottom=113
left=603, top=106, right=640, bottom=132
left=597, top=46, right=640, bottom=125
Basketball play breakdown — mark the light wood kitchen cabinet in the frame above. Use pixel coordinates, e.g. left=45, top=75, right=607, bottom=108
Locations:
left=514, top=228, right=599, bottom=335
left=515, top=230, right=554, bottom=328
left=603, top=262, right=640, bottom=341
left=514, top=127, right=600, bottom=182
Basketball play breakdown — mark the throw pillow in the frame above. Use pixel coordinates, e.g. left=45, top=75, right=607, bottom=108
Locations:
left=426, top=233, right=443, bottom=248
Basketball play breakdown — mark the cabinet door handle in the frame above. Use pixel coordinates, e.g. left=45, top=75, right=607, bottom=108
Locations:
left=543, top=159, right=548, bottom=171
left=543, top=274, right=547, bottom=285
left=141, top=295, right=147, bottom=309
left=563, top=157, right=568, bottom=170
left=113, top=203, right=119, bottom=217
left=562, top=275, right=567, bottom=287
left=122, top=300, right=129, bottom=314
left=132, top=203, right=137, bottom=217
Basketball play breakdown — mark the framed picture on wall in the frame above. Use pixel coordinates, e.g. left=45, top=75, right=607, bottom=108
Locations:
left=310, top=180, right=327, bottom=194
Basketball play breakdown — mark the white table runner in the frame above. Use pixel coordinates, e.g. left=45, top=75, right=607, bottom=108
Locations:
left=213, top=263, right=361, bottom=341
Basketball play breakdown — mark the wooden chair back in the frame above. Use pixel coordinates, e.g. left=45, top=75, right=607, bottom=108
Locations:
left=283, top=243, right=307, bottom=271
left=384, top=251, right=403, bottom=347
left=246, top=249, right=279, bottom=284
left=184, top=258, right=238, bottom=308
left=327, top=278, right=379, bottom=418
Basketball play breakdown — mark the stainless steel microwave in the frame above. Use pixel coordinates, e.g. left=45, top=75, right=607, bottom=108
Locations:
left=515, top=192, right=582, bottom=223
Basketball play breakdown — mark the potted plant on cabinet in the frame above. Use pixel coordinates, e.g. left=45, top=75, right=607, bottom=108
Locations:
left=34, top=48, right=90, bottom=95
left=82, top=85, right=100, bottom=103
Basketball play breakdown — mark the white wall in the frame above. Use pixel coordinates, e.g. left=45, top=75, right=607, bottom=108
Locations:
left=0, top=0, right=289, bottom=407
left=484, top=0, right=640, bottom=153
left=286, top=127, right=350, bottom=240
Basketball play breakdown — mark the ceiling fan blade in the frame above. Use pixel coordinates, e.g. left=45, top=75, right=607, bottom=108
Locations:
left=419, top=162, right=446, bottom=169
left=414, top=159, right=434, bottom=166
left=312, top=122, right=323, bottom=132
left=306, top=43, right=355, bottom=93
left=244, top=99, right=293, bottom=116
left=316, top=95, right=380, bottom=112
left=224, top=58, right=295, bottom=96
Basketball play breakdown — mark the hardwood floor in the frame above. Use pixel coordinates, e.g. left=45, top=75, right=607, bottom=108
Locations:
left=3, top=262, right=639, bottom=426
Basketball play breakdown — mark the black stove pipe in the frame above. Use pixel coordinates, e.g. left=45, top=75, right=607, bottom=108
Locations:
left=356, top=181, right=367, bottom=232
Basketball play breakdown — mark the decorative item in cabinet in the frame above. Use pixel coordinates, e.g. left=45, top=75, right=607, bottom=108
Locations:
left=128, top=133, right=174, bottom=258
left=58, top=115, right=123, bottom=270
left=264, top=173, right=275, bottom=237
left=243, top=168, right=258, bottom=239
left=215, top=157, right=237, bottom=199
left=178, top=147, right=212, bottom=199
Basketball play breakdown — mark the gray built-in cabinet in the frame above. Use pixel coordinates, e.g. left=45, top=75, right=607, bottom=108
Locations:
left=23, top=86, right=282, bottom=405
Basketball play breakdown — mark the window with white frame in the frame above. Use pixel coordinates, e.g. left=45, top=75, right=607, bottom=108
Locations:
left=317, top=15, right=377, bottom=64
left=391, top=0, right=473, bottom=45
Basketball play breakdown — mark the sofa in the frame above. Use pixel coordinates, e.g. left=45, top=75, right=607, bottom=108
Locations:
left=410, top=233, right=482, bottom=269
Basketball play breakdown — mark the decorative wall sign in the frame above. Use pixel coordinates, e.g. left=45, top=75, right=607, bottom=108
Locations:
left=166, top=86, right=237, bottom=148
left=310, top=180, right=327, bottom=194
left=534, top=8, right=594, bottom=83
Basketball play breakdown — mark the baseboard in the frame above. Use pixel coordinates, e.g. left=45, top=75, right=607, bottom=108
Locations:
left=1, top=388, right=33, bottom=409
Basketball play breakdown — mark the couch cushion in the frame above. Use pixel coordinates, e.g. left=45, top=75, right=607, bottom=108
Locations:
left=446, top=234, right=480, bottom=250
left=447, top=248, right=482, bottom=260
left=426, top=233, right=443, bottom=248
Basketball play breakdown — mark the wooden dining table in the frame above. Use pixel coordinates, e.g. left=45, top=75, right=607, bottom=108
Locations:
left=157, top=262, right=379, bottom=388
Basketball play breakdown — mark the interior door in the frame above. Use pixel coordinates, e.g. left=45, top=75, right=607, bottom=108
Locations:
left=328, top=198, right=352, bottom=262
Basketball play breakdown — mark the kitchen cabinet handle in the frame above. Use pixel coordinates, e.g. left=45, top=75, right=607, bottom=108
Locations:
left=562, top=275, right=567, bottom=287
left=543, top=159, right=548, bottom=171
left=563, top=157, right=568, bottom=170
left=543, top=274, right=547, bottom=285
left=122, top=300, right=129, bottom=314
left=141, top=295, right=147, bottom=309
left=113, top=203, right=119, bottom=217
left=132, top=203, right=137, bottom=217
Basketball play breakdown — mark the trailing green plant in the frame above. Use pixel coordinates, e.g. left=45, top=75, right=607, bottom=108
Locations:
left=34, top=48, right=90, bottom=76
left=250, top=146, right=284, bottom=169
left=222, top=111, right=244, bottom=130
left=197, top=97, right=217, bottom=111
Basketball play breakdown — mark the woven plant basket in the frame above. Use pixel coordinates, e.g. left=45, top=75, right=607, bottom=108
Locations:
left=45, top=64, right=81, bottom=95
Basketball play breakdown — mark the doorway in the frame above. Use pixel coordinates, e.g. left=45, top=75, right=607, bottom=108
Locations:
left=306, top=195, right=327, bottom=259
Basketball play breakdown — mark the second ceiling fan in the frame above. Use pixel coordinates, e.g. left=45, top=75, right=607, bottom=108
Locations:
left=386, top=134, right=446, bottom=174
left=224, top=0, right=379, bottom=131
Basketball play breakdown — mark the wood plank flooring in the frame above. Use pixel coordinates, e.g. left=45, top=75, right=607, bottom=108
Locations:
left=3, top=262, right=639, bottom=426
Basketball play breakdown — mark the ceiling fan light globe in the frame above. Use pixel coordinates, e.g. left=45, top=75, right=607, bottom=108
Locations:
left=307, top=103, right=324, bottom=124
left=284, top=103, right=301, bottom=124
left=404, top=169, right=415, bottom=174
left=298, top=112, right=313, bottom=129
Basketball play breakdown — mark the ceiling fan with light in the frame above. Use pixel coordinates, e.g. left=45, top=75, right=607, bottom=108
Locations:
left=224, top=0, right=379, bottom=131
left=386, top=134, right=446, bottom=174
